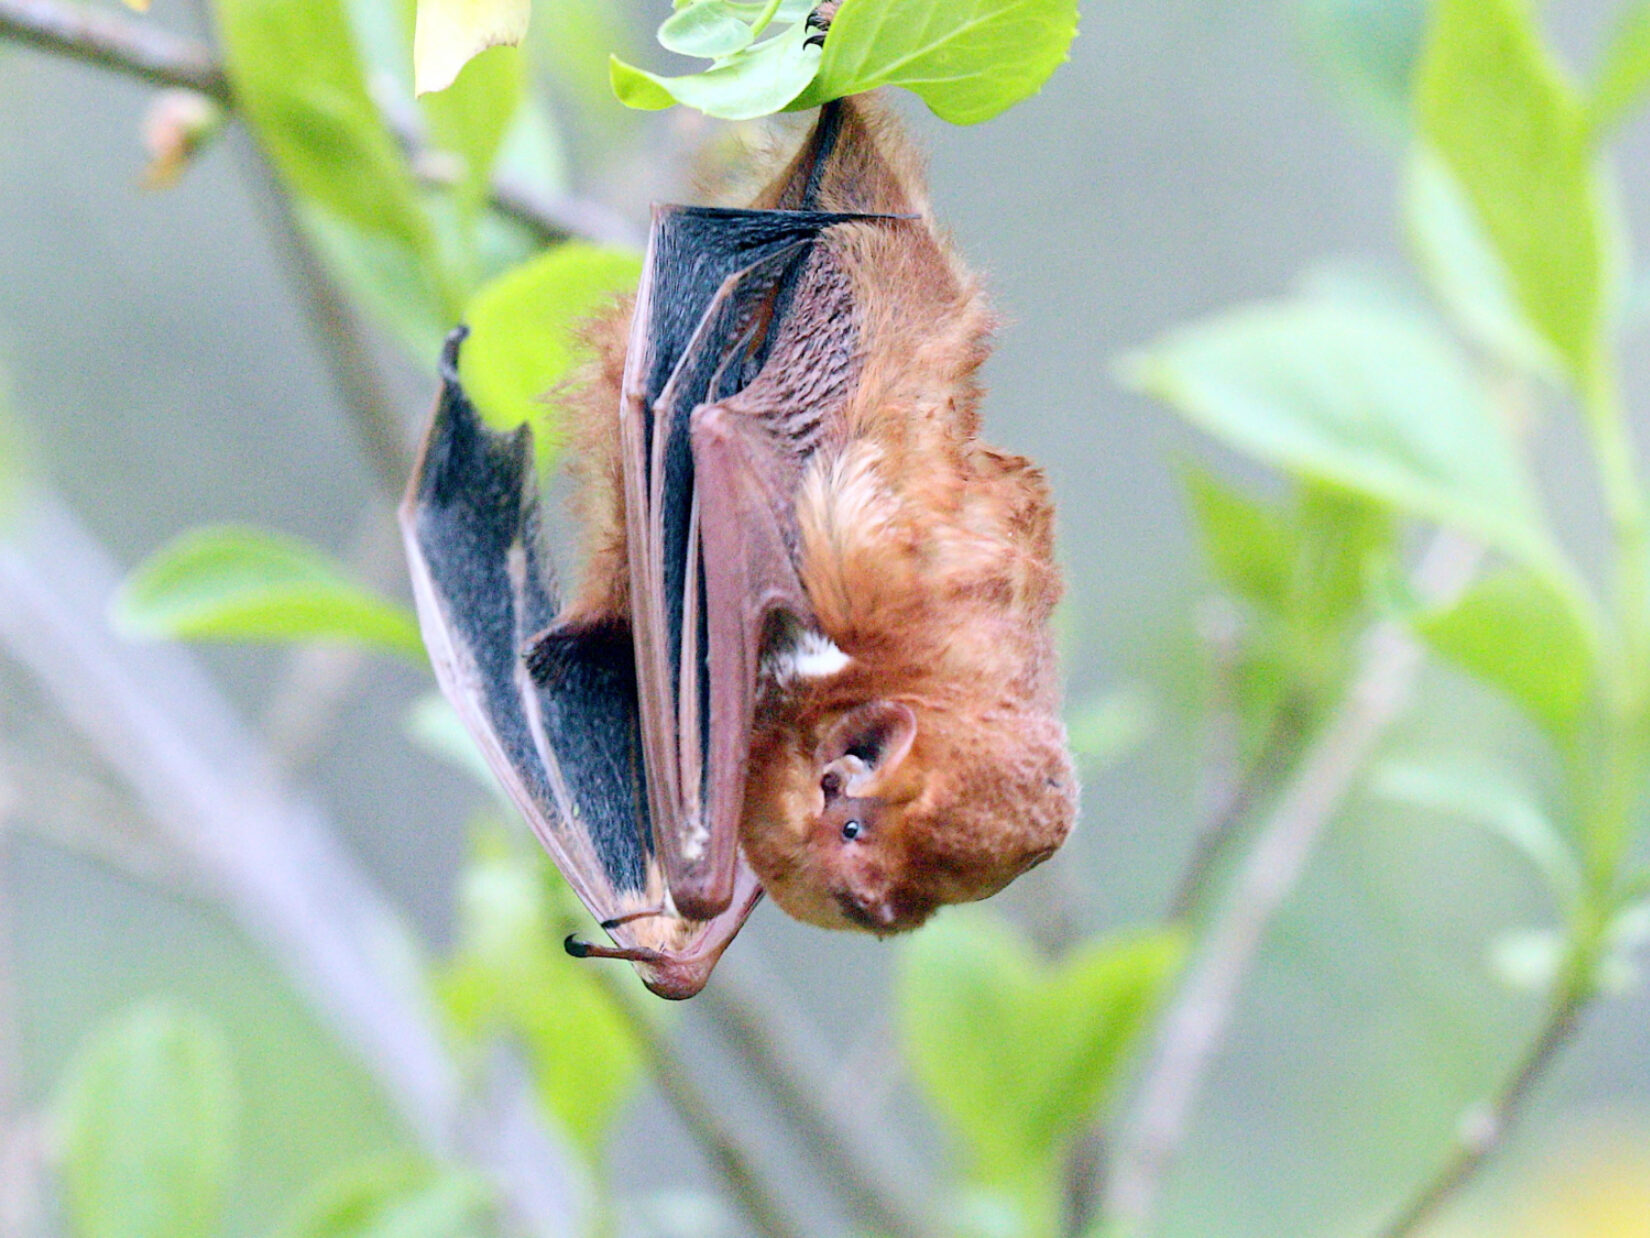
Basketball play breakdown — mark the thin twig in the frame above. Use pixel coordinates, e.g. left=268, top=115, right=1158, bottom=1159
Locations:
left=0, top=0, right=643, bottom=250
left=1104, top=533, right=1481, bottom=1235
left=589, top=967, right=810, bottom=1238
left=1372, top=977, right=1589, bottom=1238
left=0, top=492, right=580, bottom=1235
left=702, top=956, right=946, bottom=1238
left=0, top=0, right=229, bottom=100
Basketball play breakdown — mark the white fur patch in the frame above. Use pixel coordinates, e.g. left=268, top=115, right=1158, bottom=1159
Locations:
left=766, top=630, right=851, bottom=685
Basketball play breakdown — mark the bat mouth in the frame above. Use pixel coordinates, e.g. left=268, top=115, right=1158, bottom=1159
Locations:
left=834, top=891, right=902, bottom=934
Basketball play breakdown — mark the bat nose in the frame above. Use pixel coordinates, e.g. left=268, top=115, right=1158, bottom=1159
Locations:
left=838, top=891, right=901, bottom=932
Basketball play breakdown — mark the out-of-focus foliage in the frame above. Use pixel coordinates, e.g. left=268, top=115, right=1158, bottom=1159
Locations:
left=51, top=1003, right=238, bottom=1238
left=900, top=915, right=1182, bottom=1228
left=415, top=0, right=530, bottom=95
left=460, top=242, right=643, bottom=469
left=112, top=525, right=424, bottom=660
left=272, top=1158, right=496, bottom=1238
left=437, top=828, right=645, bottom=1157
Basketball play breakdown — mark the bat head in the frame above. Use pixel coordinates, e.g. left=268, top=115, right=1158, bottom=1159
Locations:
left=742, top=696, right=1077, bottom=935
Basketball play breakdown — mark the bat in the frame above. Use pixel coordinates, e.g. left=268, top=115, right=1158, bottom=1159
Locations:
left=402, top=90, right=1076, bottom=999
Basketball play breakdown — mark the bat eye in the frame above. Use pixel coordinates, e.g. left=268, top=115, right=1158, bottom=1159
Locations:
left=840, top=819, right=863, bottom=842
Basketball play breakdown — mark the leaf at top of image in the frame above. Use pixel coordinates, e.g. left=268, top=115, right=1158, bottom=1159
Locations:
left=112, top=524, right=425, bottom=661
left=415, top=0, right=530, bottom=96
left=791, top=0, right=1080, bottom=123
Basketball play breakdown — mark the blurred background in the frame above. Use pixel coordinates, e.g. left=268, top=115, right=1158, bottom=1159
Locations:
left=1, top=1, right=1648, bottom=1235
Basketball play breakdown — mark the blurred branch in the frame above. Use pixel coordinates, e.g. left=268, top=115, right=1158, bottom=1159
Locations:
left=590, top=969, right=809, bottom=1238
left=1105, top=532, right=1481, bottom=1235
left=0, top=0, right=228, bottom=100
left=704, top=957, right=946, bottom=1238
left=0, top=492, right=581, bottom=1235
left=1373, top=980, right=1589, bottom=1238
left=0, top=0, right=642, bottom=249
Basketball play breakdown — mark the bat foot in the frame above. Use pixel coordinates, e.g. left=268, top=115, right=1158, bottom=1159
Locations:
left=563, top=932, right=665, bottom=965
left=805, top=1, right=837, bottom=45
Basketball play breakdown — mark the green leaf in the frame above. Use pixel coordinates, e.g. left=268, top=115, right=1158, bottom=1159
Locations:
left=1590, top=2, right=1650, bottom=135
left=421, top=43, right=526, bottom=215
left=53, top=1001, right=236, bottom=1238
left=899, top=913, right=1183, bottom=1186
left=1403, top=145, right=1562, bottom=379
left=113, top=525, right=425, bottom=660
left=461, top=242, right=643, bottom=471
left=215, top=0, right=432, bottom=258
left=1415, top=566, right=1595, bottom=741
left=1292, top=483, right=1393, bottom=632
left=1180, top=465, right=1294, bottom=610
left=301, top=206, right=452, bottom=361
left=611, top=16, right=821, bottom=120
left=1296, top=0, right=1427, bottom=130
left=1119, top=297, right=1552, bottom=570
left=414, top=0, right=530, bottom=96
left=437, top=833, right=642, bottom=1153
left=659, top=1, right=757, bottom=58
left=1372, top=760, right=1582, bottom=910
left=274, top=1157, right=493, bottom=1238
left=792, top=0, right=1078, bottom=124
left=1416, top=0, right=1608, bottom=382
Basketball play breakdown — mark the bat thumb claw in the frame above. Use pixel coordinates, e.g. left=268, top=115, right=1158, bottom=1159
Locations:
left=563, top=933, right=594, bottom=958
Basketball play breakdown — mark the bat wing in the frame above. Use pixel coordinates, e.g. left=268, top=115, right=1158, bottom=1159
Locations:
left=401, top=329, right=759, bottom=998
left=620, top=199, right=897, bottom=920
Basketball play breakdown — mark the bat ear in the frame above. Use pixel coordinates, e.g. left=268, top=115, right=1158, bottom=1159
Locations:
left=817, top=700, right=918, bottom=798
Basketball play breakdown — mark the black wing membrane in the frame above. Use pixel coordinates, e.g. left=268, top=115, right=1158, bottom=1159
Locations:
left=621, top=204, right=895, bottom=920
left=402, top=330, right=652, bottom=912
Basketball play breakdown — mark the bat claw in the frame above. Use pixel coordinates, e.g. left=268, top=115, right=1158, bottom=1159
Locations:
left=600, top=907, right=668, bottom=930
left=564, top=933, right=667, bottom=965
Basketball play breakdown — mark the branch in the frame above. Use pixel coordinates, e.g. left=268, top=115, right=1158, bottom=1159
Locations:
left=589, top=968, right=810, bottom=1238
left=1372, top=981, right=1588, bottom=1238
left=703, top=957, right=947, bottom=1238
left=1104, top=533, right=1482, bottom=1235
left=0, top=0, right=642, bottom=250
left=0, top=492, right=580, bottom=1235
left=0, top=0, right=228, bottom=100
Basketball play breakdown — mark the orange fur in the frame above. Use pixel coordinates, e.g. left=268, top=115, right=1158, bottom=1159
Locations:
left=557, top=95, right=1074, bottom=934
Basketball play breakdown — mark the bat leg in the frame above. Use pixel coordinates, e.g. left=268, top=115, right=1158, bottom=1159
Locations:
left=600, top=907, right=670, bottom=930
left=523, top=615, right=632, bottom=688
left=563, top=934, right=668, bottom=965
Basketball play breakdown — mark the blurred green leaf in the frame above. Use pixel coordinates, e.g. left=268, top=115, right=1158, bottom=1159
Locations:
left=113, top=525, right=425, bottom=661
left=421, top=44, right=526, bottom=217
left=216, top=0, right=433, bottom=258
left=53, top=1001, right=236, bottom=1238
left=1372, top=760, right=1582, bottom=910
left=0, top=371, right=26, bottom=527
left=611, top=16, right=821, bottom=119
left=461, top=242, right=642, bottom=470
left=274, top=1157, right=493, bottom=1238
left=791, top=0, right=1079, bottom=123
left=899, top=913, right=1183, bottom=1187
left=405, top=695, right=495, bottom=790
left=1065, top=686, right=1156, bottom=777
left=1296, top=0, right=1426, bottom=130
left=302, top=206, right=452, bottom=361
left=1590, top=1, right=1650, bottom=135
left=1181, top=465, right=1293, bottom=611
left=1292, top=483, right=1392, bottom=631
left=1403, top=146, right=1562, bottom=379
left=414, top=0, right=529, bottom=96
left=1415, top=566, right=1595, bottom=741
left=1120, top=297, right=1552, bottom=569
left=438, top=833, right=642, bottom=1153
left=1416, top=0, right=1608, bottom=382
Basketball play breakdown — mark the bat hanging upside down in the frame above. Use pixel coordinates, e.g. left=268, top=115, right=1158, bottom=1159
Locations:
left=402, top=92, right=1076, bottom=998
